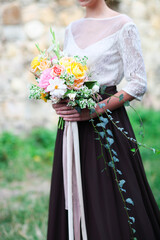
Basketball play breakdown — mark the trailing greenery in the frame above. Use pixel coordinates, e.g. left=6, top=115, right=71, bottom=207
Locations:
left=88, top=86, right=160, bottom=239
left=90, top=106, right=137, bottom=239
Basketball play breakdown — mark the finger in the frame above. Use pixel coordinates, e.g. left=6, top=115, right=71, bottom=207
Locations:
left=56, top=109, right=78, bottom=115
left=59, top=113, right=80, bottom=118
left=56, top=106, right=74, bottom=111
left=52, top=103, right=68, bottom=109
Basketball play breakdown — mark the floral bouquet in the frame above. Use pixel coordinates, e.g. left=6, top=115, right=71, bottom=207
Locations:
left=29, top=27, right=100, bottom=129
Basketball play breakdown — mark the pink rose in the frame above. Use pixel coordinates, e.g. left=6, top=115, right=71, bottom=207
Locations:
left=38, top=68, right=53, bottom=92
left=50, top=64, right=65, bottom=78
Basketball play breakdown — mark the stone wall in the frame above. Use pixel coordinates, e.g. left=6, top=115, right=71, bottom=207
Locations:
left=0, top=0, right=160, bottom=134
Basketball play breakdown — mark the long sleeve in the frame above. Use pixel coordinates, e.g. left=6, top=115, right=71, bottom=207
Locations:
left=117, top=22, right=147, bottom=101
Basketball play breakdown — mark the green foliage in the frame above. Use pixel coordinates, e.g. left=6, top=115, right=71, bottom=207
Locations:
left=0, top=132, right=20, bottom=164
left=84, top=80, right=97, bottom=89
left=0, top=127, right=57, bottom=183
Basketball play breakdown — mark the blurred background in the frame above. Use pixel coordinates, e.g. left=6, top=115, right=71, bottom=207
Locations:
left=0, top=0, right=160, bottom=239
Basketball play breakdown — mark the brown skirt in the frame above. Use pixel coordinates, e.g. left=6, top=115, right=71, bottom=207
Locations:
left=47, top=85, right=160, bottom=240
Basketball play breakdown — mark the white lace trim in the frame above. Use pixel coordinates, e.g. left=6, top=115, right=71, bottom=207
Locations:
left=63, top=15, right=147, bottom=102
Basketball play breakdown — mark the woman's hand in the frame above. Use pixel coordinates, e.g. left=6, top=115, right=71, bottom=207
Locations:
left=52, top=90, right=135, bottom=122
left=52, top=99, right=97, bottom=121
left=53, top=106, right=92, bottom=122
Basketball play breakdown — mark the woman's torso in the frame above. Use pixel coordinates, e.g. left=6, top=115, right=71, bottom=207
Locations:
left=63, top=13, right=134, bottom=87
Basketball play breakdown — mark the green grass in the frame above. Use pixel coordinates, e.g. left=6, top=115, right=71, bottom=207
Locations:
left=0, top=194, right=49, bottom=240
left=0, top=127, right=57, bottom=185
left=0, top=127, right=57, bottom=239
left=0, top=107, right=160, bottom=239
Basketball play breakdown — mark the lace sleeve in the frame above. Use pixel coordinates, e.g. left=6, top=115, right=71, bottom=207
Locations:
left=117, top=22, right=147, bottom=101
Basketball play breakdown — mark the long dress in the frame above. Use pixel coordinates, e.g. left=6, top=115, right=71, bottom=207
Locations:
left=47, top=14, right=160, bottom=240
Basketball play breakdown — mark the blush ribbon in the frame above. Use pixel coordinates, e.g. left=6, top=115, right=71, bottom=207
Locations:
left=62, top=121, right=88, bottom=240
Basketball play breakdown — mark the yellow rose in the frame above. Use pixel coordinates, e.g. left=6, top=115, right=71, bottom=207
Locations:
left=31, top=56, right=40, bottom=69
left=70, top=62, right=87, bottom=79
left=31, top=56, right=48, bottom=70
left=38, top=60, right=51, bottom=71
left=59, top=57, right=74, bottom=68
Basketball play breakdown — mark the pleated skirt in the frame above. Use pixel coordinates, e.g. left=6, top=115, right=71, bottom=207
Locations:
left=47, top=85, right=160, bottom=240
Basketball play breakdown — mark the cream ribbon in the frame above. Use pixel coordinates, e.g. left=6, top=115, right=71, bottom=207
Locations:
left=62, top=121, right=88, bottom=240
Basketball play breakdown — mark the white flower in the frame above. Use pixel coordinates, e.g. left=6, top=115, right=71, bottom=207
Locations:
left=47, top=77, right=67, bottom=98
left=92, top=84, right=99, bottom=93
left=68, top=92, right=77, bottom=101
left=51, top=96, right=60, bottom=104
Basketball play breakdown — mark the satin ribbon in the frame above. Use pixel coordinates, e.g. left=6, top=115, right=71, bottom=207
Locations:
left=62, top=121, right=88, bottom=240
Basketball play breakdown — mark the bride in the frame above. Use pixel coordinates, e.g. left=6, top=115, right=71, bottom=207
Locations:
left=47, top=0, right=160, bottom=239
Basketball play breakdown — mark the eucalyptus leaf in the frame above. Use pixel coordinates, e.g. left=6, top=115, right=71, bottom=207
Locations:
left=96, top=122, right=106, bottom=129
left=124, top=206, right=131, bottom=211
left=89, top=119, right=94, bottom=122
left=106, top=109, right=112, bottom=113
left=116, top=169, right=122, bottom=175
left=118, top=127, right=124, bottom=132
left=107, top=137, right=114, bottom=146
left=124, top=131, right=128, bottom=134
left=128, top=220, right=133, bottom=225
left=132, top=228, right=136, bottom=234
left=98, top=103, right=106, bottom=108
left=104, top=143, right=110, bottom=149
left=126, top=198, right=134, bottom=206
left=113, top=156, right=119, bottom=162
left=124, top=100, right=130, bottom=107
left=119, top=94, right=124, bottom=102
left=120, top=187, right=126, bottom=192
left=119, top=179, right=126, bottom=188
left=129, top=217, right=135, bottom=223
left=108, top=161, right=114, bottom=168
left=99, top=132, right=105, bottom=139
left=99, top=116, right=109, bottom=125
left=107, top=129, right=113, bottom=137
left=111, top=149, right=118, bottom=156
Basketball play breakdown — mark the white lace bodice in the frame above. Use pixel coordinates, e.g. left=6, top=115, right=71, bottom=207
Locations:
left=63, top=14, right=147, bottom=101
